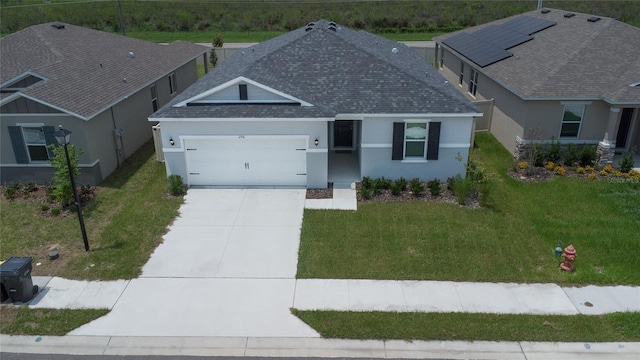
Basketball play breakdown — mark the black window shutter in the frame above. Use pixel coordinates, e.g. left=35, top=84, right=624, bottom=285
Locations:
left=392, top=122, right=405, bottom=160
left=8, top=126, right=29, bottom=164
left=426, top=122, right=441, bottom=160
left=42, top=126, right=57, bottom=158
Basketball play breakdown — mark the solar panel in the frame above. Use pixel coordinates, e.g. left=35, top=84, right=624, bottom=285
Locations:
left=442, top=33, right=512, bottom=67
left=473, top=25, right=533, bottom=50
left=502, top=15, right=556, bottom=35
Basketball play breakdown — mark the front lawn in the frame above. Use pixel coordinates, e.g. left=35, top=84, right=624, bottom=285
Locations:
left=297, top=133, right=640, bottom=285
left=0, top=140, right=183, bottom=280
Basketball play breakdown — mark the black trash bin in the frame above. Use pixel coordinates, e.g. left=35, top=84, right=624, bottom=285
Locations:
left=0, top=257, right=38, bottom=303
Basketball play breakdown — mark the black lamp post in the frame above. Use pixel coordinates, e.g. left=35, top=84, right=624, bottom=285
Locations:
left=54, top=125, right=90, bottom=252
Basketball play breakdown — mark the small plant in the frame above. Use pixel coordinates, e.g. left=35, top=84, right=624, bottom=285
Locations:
left=585, top=165, right=594, bottom=171
left=51, top=208, right=61, bottom=216
left=358, top=186, right=372, bottom=200
left=518, top=161, right=529, bottom=170
left=545, top=137, right=561, bottom=163
left=79, top=184, right=93, bottom=203
left=49, top=143, right=83, bottom=207
left=588, top=172, right=597, bottom=180
left=603, top=164, right=613, bottom=173
left=409, top=178, right=424, bottom=197
left=599, top=170, right=607, bottom=176
left=563, top=143, right=579, bottom=166
left=579, top=145, right=598, bottom=167
left=554, top=166, right=566, bottom=176
left=451, top=174, right=472, bottom=205
left=618, top=148, right=636, bottom=173
left=390, top=178, right=406, bottom=196
left=24, top=181, right=37, bottom=193
left=465, top=160, right=485, bottom=183
left=576, top=167, right=586, bottom=174
left=41, top=204, right=50, bottom=211
left=427, top=178, right=441, bottom=196
left=167, top=174, right=188, bottom=196
left=374, top=177, right=392, bottom=190
left=3, top=182, right=21, bottom=200
left=532, top=144, right=545, bottom=167
left=545, top=161, right=555, bottom=171
left=213, top=33, right=224, bottom=47
left=361, top=176, right=374, bottom=191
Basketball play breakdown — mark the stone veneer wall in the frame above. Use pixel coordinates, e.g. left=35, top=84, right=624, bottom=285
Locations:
left=513, top=137, right=613, bottom=166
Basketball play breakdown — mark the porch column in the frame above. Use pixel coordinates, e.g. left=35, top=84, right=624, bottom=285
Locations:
left=597, top=107, right=620, bottom=166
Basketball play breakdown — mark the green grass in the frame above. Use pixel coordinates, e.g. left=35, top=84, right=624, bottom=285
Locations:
left=293, top=311, right=640, bottom=342
left=0, top=306, right=109, bottom=336
left=0, top=140, right=184, bottom=280
left=297, top=133, right=640, bottom=285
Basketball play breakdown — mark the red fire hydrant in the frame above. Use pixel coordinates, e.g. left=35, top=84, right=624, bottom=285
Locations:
left=560, top=245, right=577, bottom=272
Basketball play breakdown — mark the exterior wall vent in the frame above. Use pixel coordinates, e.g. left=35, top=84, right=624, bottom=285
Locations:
left=305, top=26, right=313, bottom=32
left=51, top=22, right=65, bottom=29
left=328, top=21, right=336, bottom=27
left=327, top=25, right=337, bottom=32
left=540, top=9, right=551, bottom=14
left=587, top=17, right=601, bottom=22
left=564, top=13, right=575, bottom=18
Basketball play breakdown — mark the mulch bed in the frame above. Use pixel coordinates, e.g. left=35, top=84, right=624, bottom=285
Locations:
left=306, top=182, right=333, bottom=199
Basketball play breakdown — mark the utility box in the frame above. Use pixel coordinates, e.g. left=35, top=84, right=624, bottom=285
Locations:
left=0, top=257, right=38, bottom=303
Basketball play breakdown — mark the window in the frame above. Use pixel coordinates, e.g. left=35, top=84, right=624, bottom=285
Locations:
left=168, top=73, right=177, bottom=95
left=439, top=48, right=444, bottom=69
left=469, top=68, right=478, bottom=96
left=560, top=104, right=585, bottom=138
left=404, top=123, right=427, bottom=158
left=150, top=84, right=158, bottom=112
left=23, top=127, right=50, bottom=161
left=459, top=61, right=465, bottom=86
left=239, top=84, right=248, bottom=100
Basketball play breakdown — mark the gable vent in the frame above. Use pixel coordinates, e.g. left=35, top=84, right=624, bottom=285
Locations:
left=540, top=9, right=551, bottom=14
left=587, top=17, right=601, bottom=22
left=51, top=22, right=65, bottom=29
left=564, top=13, right=575, bottom=18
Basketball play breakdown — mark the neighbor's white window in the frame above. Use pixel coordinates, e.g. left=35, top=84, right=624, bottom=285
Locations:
left=22, top=127, right=49, bottom=161
left=469, top=68, right=478, bottom=96
left=560, top=104, right=585, bottom=138
left=404, top=122, right=427, bottom=158
left=168, top=73, right=177, bottom=95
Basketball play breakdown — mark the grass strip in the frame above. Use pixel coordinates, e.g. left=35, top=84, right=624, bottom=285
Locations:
left=0, top=306, right=108, bottom=336
left=293, top=310, right=640, bottom=342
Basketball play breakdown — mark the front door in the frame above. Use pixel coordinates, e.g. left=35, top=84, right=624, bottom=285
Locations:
left=616, top=108, right=634, bottom=149
left=334, top=120, right=353, bottom=148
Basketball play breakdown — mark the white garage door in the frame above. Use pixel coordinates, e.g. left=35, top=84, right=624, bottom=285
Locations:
left=184, top=136, right=307, bottom=187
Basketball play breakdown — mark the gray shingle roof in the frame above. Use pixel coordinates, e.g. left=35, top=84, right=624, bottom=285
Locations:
left=435, top=9, right=640, bottom=104
left=0, top=23, right=207, bottom=119
left=153, top=20, right=479, bottom=119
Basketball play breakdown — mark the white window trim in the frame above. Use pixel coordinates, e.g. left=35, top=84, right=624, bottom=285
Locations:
left=21, top=126, right=50, bottom=162
left=150, top=84, right=159, bottom=111
left=403, top=120, right=429, bottom=159
left=559, top=104, right=586, bottom=139
left=468, top=68, right=478, bottom=97
left=168, top=73, right=177, bottom=95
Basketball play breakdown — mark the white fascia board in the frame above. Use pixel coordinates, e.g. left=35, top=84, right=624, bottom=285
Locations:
left=336, top=113, right=483, bottom=119
left=0, top=71, right=48, bottom=89
left=150, top=117, right=334, bottom=122
left=0, top=93, right=84, bottom=120
left=173, top=76, right=314, bottom=107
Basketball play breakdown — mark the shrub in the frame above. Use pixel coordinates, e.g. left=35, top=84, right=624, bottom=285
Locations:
left=24, top=181, right=37, bottom=193
left=563, top=143, right=579, bottom=166
left=518, top=161, right=529, bottom=170
left=600, top=170, right=607, bottom=176
left=409, top=178, right=424, bottom=197
left=361, top=176, right=374, bottom=191
left=554, top=166, right=566, bottom=176
left=375, top=177, right=392, bottom=190
left=466, top=160, right=485, bottom=183
left=619, top=148, right=636, bottom=173
left=585, top=165, right=595, bottom=171
left=532, top=144, right=545, bottom=167
left=588, top=172, right=597, bottom=180
left=49, top=144, right=83, bottom=207
left=167, top=174, right=188, bottom=196
left=545, top=161, right=555, bottom=171
left=427, top=178, right=441, bottom=196
left=51, top=208, right=61, bottom=216
left=545, top=137, right=561, bottom=163
left=3, top=182, right=20, bottom=200
left=358, top=186, right=372, bottom=200
left=41, top=204, right=50, bottom=211
left=576, top=167, right=586, bottom=174
left=390, top=178, right=406, bottom=196
left=579, top=145, right=598, bottom=166
left=451, top=174, right=472, bottom=205
left=213, top=33, right=224, bottom=47
left=79, top=184, right=93, bottom=203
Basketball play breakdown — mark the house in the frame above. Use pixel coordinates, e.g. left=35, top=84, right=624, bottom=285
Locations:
left=150, top=20, right=481, bottom=189
left=434, top=9, right=640, bottom=165
left=0, top=23, right=208, bottom=185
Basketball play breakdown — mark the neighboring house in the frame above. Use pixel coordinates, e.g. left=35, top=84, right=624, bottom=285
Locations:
left=1, top=23, right=207, bottom=185
left=150, top=20, right=481, bottom=189
left=434, top=9, right=640, bottom=164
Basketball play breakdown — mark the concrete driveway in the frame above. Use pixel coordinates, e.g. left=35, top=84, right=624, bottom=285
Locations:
left=70, top=189, right=319, bottom=337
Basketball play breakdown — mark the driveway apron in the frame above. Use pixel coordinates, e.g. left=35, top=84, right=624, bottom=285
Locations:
left=70, top=189, right=319, bottom=337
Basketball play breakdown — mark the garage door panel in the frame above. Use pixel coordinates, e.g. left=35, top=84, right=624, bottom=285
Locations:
left=185, top=137, right=307, bottom=187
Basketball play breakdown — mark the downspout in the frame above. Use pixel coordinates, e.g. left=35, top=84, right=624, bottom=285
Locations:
left=110, top=107, right=124, bottom=167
